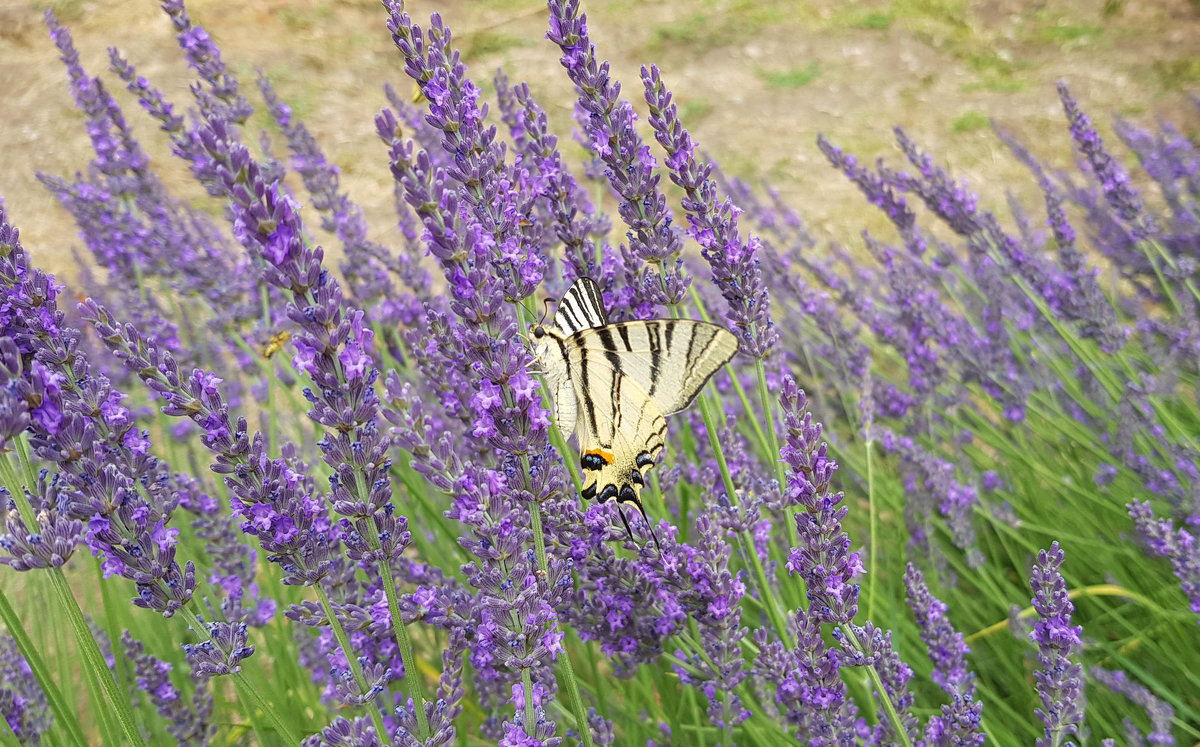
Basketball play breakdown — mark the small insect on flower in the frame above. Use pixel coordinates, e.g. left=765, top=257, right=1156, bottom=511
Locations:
left=531, top=277, right=738, bottom=550
left=261, top=330, right=292, bottom=359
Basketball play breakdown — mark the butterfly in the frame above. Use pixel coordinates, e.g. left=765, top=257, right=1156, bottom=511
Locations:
left=531, top=277, right=739, bottom=549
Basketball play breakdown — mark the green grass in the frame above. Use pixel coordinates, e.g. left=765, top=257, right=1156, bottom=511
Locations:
left=463, top=30, right=528, bottom=59
left=1152, top=56, right=1200, bottom=90
left=1035, top=21, right=1104, bottom=44
left=757, top=62, right=821, bottom=89
left=679, top=97, right=714, bottom=124
left=645, top=0, right=788, bottom=54
left=950, top=110, right=990, bottom=132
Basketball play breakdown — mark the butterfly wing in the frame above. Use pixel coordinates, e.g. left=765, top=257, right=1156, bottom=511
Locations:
left=571, top=364, right=666, bottom=541
left=553, top=276, right=608, bottom=335
left=535, top=333, right=579, bottom=438
left=544, top=277, right=738, bottom=548
left=573, top=319, right=739, bottom=414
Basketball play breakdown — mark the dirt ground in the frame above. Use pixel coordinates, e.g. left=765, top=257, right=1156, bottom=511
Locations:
left=0, top=0, right=1197, bottom=286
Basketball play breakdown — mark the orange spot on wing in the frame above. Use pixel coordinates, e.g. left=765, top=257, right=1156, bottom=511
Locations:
left=584, top=448, right=614, bottom=465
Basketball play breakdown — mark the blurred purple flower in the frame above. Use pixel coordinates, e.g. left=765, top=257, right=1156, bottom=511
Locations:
left=1091, top=668, right=1174, bottom=745
left=1058, top=82, right=1157, bottom=240
left=123, top=631, right=216, bottom=745
left=1129, top=501, right=1199, bottom=624
left=0, top=634, right=51, bottom=744
left=904, top=563, right=984, bottom=744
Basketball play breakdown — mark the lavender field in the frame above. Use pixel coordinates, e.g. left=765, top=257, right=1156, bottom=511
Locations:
left=0, top=0, right=1198, bottom=744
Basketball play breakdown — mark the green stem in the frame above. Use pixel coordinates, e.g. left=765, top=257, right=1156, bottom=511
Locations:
left=753, top=359, right=795, bottom=549
left=0, top=587, right=90, bottom=747
left=175, top=606, right=300, bottom=745
left=312, top=585, right=392, bottom=746
left=696, top=391, right=792, bottom=647
left=368, top=522, right=431, bottom=739
left=865, top=438, right=878, bottom=620
left=46, top=569, right=147, bottom=747
left=840, top=623, right=913, bottom=747
left=520, top=669, right=537, bottom=736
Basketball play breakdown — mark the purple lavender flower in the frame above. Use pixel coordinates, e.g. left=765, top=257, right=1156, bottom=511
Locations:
left=547, top=0, right=690, bottom=311
left=904, top=563, right=984, bottom=745
left=0, top=467, right=83, bottom=572
left=1129, top=501, right=1199, bottom=623
left=752, top=376, right=864, bottom=742
left=1030, top=541, right=1085, bottom=746
left=383, top=6, right=581, bottom=733
left=81, top=302, right=335, bottom=588
left=780, top=377, right=864, bottom=625
left=393, top=629, right=467, bottom=747
left=848, top=622, right=918, bottom=746
left=669, top=512, right=751, bottom=732
left=0, top=634, right=51, bottom=744
left=1058, top=82, right=1158, bottom=240
left=302, top=716, right=383, bottom=747
left=256, top=73, right=426, bottom=333
left=183, top=621, right=254, bottom=680
left=1091, top=668, right=1174, bottom=745
left=123, top=631, right=216, bottom=745
left=494, top=73, right=610, bottom=291
left=642, top=64, right=777, bottom=359
left=161, top=0, right=253, bottom=125
left=0, top=208, right=195, bottom=616
left=0, top=337, right=31, bottom=453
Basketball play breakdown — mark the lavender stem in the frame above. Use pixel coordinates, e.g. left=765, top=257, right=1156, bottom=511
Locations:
left=173, top=604, right=300, bottom=744
left=45, top=566, right=147, bottom=746
left=311, top=584, right=392, bottom=744
left=839, top=622, right=915, bottom=747
left=0, top=586, right=90, bottom=747
left=1, top=445, right=146, bottom=746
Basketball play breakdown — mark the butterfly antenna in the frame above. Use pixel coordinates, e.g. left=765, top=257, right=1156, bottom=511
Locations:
left=539, top=295, right=556, bottom=325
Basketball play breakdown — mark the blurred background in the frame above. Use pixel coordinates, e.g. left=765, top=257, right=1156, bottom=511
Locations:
left=0, top=0, right=1197, bottom=285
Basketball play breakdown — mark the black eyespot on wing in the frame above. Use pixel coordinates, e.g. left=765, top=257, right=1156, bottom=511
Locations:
left=630, top=471, right=644, bottom=486
left=618, top=485, right=638, bottom=504
left=598, top=484, right=619, bottom=502
left=636, top=452, right=654, bottom=469
left=581, top=453, right=608, bottom=471
left=581, top=482, right=597, bottom=500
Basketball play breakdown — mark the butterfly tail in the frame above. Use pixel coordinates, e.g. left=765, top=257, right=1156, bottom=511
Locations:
left=618, top=488, right=662, bottom=555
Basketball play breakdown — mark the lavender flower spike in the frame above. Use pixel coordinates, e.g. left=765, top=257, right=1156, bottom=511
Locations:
left=642, top=64, right=777, bottom=359
left=548, top=0, right=691, bottom=310
left=1090, top=668, right=1174, bottom=745
left=1129, top=500, right=1200, bottom=625
left=903, top=563, right=984, bottom=745
left=1030, top=541, right=1085, bottom=747
left=1058, top=81, right=1158, bottom=240
left=122, top=631, right=216, bottom=744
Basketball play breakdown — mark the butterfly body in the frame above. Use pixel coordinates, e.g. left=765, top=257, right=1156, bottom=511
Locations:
left=532, top=278, right=738, bottom=546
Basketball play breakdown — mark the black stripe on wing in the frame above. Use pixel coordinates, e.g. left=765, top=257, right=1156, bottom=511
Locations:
left=556, top=277, right=608, bottom=334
